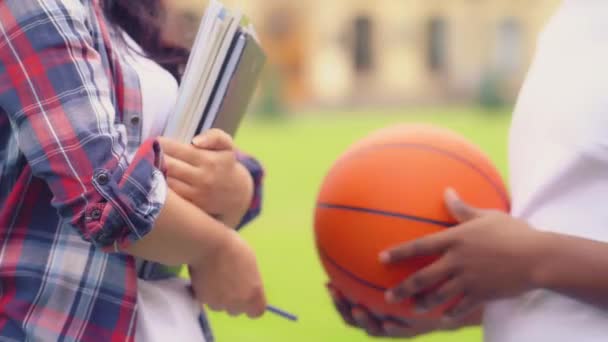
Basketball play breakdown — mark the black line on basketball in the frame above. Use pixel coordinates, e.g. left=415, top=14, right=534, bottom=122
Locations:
left=339, top=142, right=510, bottom=209
left=316, top=204, right=451, bottom=294
left=318, top=245, right=387, bottom=292
left=317, top=203, right=454, bottom=227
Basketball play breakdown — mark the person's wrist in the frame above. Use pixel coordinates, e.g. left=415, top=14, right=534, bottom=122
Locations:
left=527, top=230, right=559, bottom=291
left=231, top=162, right=254, bottom=221
left=189, top=219, right=236, bottom=269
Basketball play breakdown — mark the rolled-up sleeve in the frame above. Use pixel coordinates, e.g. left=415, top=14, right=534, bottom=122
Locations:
left=0, top=0, right=167, bottom=251
left=236, top=152, right=264, bottom=229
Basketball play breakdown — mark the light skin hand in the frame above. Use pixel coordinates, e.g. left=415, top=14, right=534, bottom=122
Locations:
left=125, top=189, right=267, bottom=318
left=158, top=129, right=253, bottom=228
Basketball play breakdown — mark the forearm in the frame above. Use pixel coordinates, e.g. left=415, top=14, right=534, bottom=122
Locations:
left=221, top=162, right=254, bottom=228
left=124, top=189, right=232, bottom=267
left=531, top=231, right=608, bottom=309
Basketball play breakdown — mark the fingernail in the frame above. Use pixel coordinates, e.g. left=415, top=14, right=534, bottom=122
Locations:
left=192, top=136, right=206, bottom=146
left=445, top=187, right=459, bottom=202
left=379, top=252, right=390, bottom=263
left=385, top=291, right=399, bottom=304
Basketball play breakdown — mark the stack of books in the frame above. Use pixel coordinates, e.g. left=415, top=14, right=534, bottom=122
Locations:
left=164, top=0, right=266, bottom=143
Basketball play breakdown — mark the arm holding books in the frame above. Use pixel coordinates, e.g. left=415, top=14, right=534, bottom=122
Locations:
left=158, top=129, right=262, bottom=229
left=125, top=189, right=267, bottom=318
left=158, top=0, right=267, bottom=230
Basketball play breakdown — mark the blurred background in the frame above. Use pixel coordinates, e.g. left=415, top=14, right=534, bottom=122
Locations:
left=163, top=1, right=561, bottom=341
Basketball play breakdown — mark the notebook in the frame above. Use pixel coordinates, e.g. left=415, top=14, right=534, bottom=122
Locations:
left=163, top=0, right=266, bottom=143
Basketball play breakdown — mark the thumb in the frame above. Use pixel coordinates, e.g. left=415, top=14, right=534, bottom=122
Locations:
left=444, top=188, right=483, bottom=223
left=192, top=129, right=234, bottom=151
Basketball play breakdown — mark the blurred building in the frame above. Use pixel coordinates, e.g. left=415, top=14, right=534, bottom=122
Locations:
left=167, top=0, right=561, bottom=109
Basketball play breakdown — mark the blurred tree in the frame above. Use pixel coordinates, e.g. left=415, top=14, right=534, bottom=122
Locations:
left=478, top=69, right=507, bottom=110
left=255, top=65, right=287, bottom=119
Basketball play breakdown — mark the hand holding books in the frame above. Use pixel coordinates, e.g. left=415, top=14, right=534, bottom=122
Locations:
left=162, top=0, right=297, bottom=322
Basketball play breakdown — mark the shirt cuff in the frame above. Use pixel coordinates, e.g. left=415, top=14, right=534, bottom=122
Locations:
left=81, top=139, right=168, bottom=251
left=235, top=152, right=264, bottom=230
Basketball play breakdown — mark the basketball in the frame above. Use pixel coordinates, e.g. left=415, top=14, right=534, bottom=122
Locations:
left=314, top=124, right=510, bottom=319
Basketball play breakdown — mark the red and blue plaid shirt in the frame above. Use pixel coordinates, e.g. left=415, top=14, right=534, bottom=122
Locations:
left=0, top=0, right=263, bottom=341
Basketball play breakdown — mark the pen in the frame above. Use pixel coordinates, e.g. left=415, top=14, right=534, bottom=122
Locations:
left=266, top=305, right=298, bottom=322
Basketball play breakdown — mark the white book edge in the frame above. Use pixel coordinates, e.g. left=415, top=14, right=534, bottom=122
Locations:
left=185, top=10, right=243, bottom=140
left=181, top=17, right=232, bottom=141
left=164, top=0, right=224, bottom=140
left=163, top=0, right=256, bottom=143
left=202, top=33, right=247, bottom=132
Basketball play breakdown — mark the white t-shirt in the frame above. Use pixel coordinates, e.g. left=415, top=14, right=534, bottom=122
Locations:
left=484, top=1, right=608, bottom=341
left=120, top=34, right=207, bottom=342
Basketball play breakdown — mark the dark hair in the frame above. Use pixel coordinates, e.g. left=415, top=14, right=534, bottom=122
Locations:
left=102, top=0, right=189, bottom=80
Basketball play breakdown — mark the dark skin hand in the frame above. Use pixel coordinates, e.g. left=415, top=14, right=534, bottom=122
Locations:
left=327, top=283, right=480, bottom=338
left=380, top=188, right=541, bottom=321
left=382, top=188, right=608, bottom=323
left=329, top=188, right=608, bottom=337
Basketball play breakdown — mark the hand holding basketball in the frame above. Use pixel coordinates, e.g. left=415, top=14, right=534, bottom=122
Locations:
left=382, top=188, right=541, bottom=322
left=327, top=283, right=452, bottom=338
left=315, top=124, right=510, bottom=320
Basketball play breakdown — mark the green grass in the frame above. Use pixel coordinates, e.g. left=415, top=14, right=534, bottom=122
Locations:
left=207, top=107, right=513, bottom=341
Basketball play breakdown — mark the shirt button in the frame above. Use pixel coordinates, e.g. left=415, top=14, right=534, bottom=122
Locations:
left=90, top=208, right=102, bottom=220
left=96, top=172, right=110, bottom=185
left=130, top=116, right=141, bottom=125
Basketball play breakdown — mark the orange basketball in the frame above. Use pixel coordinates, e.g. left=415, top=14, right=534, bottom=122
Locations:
left=314, top=124, right=510, bottom=319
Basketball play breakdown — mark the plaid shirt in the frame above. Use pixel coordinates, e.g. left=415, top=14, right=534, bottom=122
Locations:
left=0, top=0, right=263, bottom=341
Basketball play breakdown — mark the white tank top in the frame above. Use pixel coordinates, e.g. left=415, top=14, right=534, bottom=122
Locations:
left=484, top=1, right=608, bottom=341
left=120, top=33, right=207, bottom=342
left=121, top=33, right=177, bottom=145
